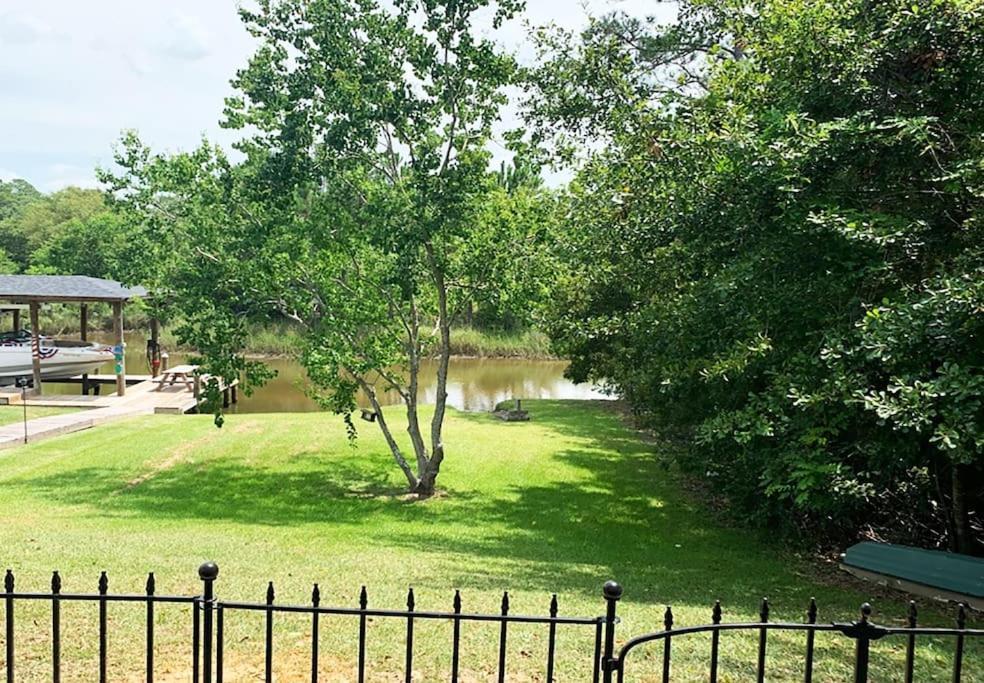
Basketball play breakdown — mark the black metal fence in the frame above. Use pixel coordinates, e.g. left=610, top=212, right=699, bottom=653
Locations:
left=2, top=563, right=981, bottom=682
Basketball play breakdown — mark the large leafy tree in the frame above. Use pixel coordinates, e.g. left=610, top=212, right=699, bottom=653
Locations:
left=0, top=179, right=41, bottom=222
left=531, top=1, right=983, bottom=550
left=0, top=186, right=106, bottom=268
left=104, top=0, right=529, bottom=495
left=30, top=211, right=140, bottom=280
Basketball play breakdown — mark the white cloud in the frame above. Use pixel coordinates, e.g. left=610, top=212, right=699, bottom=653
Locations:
left=0, top=11, right=57, bottom=45
left=153, top=13, right=212, bottom=62
left=0, top=1, right=670, bottom=192
left=41, top=164, right=101, bottom=191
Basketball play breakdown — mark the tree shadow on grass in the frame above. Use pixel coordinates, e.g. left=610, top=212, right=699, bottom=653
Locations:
left=13, top=450, right=479, bottom=527
left=10, top=400, right=843, bottom=611
left=393, top=402, right=852, bottom=611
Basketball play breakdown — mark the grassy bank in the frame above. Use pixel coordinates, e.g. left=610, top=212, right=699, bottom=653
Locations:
left=29, top=303, right=554, bottom=359
left=447, top=326, right=553, bottom=358
left=158, top=324, right=553, bottom=359
left=0, top=400, right=975, bottom=680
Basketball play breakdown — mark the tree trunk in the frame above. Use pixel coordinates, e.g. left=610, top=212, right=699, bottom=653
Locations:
left=357, top=377, right=418, bottom=490
left=951, top=463, right=976, bottom=555
left=404, top=329, right=430, bottom=473
left=414, top=461, right=440, bottom=496
left=424, top=243, right=450, bottom=493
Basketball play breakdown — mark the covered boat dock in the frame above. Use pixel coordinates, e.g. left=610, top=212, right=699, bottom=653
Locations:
left=0, top=275, right=148, bottom=396
left=0, top=275, right=237, bottom=448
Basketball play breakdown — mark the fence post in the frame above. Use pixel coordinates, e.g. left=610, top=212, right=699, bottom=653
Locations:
left=5, top=569, right=13, bottom=683
left=853, top=603, right=872, bottom=683
left=199, top=562, right=219, bottom=683
left=602, top=580, right=622, bottom=683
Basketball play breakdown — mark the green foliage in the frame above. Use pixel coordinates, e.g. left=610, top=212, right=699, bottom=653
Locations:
left=101, top=0, right=545, bottom=493
left=0, top=248, right=18, bottom=275
left=532, top=0, right=984, bottom=549
left=0, top=179, right=41, bottom=222
left=0, top=186, right=106, bottom=268
left=30, top=211, right=140, bottom=279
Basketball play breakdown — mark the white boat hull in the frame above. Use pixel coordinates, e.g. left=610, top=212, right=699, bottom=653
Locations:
left=0, top=342, right=115, bottom=383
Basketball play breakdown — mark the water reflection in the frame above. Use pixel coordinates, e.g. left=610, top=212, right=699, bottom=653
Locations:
left=47, top=333, right=609, bottom=413
left=223, top=357, right=608, bottom=413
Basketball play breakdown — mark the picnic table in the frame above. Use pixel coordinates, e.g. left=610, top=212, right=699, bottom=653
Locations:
left=154, top=364, right=200, bottom=394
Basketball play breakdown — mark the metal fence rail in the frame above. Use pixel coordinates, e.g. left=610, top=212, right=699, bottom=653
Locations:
left=3, top=562, right=602, bottom=682
left=598, top=581, right=983, bottom=683
left=2, top=563, right=982, bottom=682
left=3, top=568, right=199, bottom=683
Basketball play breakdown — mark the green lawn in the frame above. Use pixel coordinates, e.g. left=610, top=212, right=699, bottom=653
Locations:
left=0, top=405, right=78, bottom=426
left=0, top=401, right=976, bottom=681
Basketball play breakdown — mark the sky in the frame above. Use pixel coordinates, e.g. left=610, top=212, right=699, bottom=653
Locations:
left=0, top=1, right=673, bottom=192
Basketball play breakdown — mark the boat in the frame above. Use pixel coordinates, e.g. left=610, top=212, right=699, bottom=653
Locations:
left=0, top=330, right=116, bottom=384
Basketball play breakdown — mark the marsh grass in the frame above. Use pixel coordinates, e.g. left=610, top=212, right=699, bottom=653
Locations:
left=0, top=401, right=978, bottom=680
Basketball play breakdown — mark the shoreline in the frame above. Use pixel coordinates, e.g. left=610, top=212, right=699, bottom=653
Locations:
left=111, top=326, right=560, bottom=362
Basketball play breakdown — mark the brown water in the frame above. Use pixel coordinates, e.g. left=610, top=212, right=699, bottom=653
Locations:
left=50, top=333, right=609, bottom=413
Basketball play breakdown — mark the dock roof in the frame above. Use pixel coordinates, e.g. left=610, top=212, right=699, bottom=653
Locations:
left=0, top=275, right=148, bottom=303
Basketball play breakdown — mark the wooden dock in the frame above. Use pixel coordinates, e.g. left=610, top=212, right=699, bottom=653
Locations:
left=0, top=371, right=238, bottom=449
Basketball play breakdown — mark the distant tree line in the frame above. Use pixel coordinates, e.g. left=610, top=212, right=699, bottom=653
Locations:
left=529, top=0, right=983, bottom=552
left=0, top=180, right=138, bottom=281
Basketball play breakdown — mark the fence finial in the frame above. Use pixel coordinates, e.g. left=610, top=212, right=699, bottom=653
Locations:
left=146, top=572, right=155, bottom=596
left=550, top=594, right=558, bottom=618
left=312, top=583, right=321, bottom=607
left=759, top=598, right=769, bottom=623
left=907, top=601, right=917, bottom=628
left=501, top=591, right=510, bottom=615
left=407, top=586, right=415, bottom=611
left=957, top=603, right=967, bottom=629
left=3, top=569, right=11, bottom=593
left=198, top=561, right=219, bottom=582
left=453, top=589, right=461, bottom=614
left=859, top=602, right=872, bottom=623
left=712, top=600, right=722, bottom=624
left=266, top=581, right=275, bottom=605
left=51, top=571, right=61, bottom=594
left=359, top=585, right=368, bottom=610
left=98, top=571, right=108, bottom=595
left=663, top=605, right=674, bottom=630
left=807, top=597, right=817, bottom=624
left=603, top=580, right=623, bottom=601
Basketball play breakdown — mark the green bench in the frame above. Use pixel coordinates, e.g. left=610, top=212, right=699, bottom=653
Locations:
left=841, top=541, right=984, bottom=610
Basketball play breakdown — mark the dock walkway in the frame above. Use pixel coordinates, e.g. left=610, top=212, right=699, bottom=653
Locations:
left=0, top=372, right=237, bottom=450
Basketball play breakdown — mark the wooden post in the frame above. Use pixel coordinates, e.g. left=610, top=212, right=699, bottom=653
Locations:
left=29, top=301, right=42, bottom=394
left=80, top=304, right=89, bottom=395
left=150, top=318, right=160, bottom=377
left=112, top=301, right=125, bottom=397
left=193, top=374, right=202, bottom=414
left=12, top=308, right=20, bottom=332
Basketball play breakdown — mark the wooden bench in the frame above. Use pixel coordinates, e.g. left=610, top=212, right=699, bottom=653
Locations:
left=154, top=365, right=199, bottom=394
left=841, top=541, right=984, bottom=610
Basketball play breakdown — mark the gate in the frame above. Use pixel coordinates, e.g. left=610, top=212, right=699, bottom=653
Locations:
left=598, top=581, right=982, bottom=683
